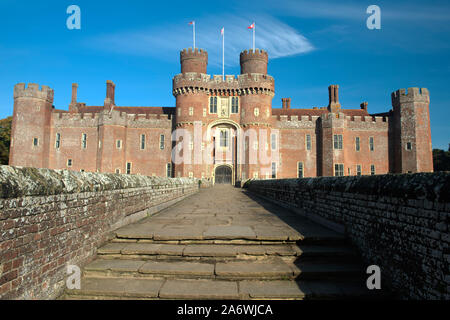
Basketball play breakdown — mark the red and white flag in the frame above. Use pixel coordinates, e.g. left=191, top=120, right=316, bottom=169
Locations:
left=188, top=21, right=195, bottom=25
left=221, top=27, right=224, bottom=35
left=248, top=22, right=255, bottom=50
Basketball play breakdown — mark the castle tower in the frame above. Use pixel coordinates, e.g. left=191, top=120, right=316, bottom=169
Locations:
left=180, top=47, right=208, bottom=74
left=391, top=87, right=433, bottom=173
left=240, top=49, right=268, bottom=75
left=173, top=48, right=210, bottom=177
left=238, top=49, right=274, bottom=180
left=9, top=83, right=54, bottom=168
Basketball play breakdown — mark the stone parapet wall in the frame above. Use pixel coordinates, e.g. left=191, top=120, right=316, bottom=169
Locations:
left=246, top=172, right=450, bottom=299
left=0, top=166, right=199, bottom=299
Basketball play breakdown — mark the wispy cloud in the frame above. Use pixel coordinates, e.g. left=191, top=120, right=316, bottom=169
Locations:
left=85, top=14, right=314, bottom=67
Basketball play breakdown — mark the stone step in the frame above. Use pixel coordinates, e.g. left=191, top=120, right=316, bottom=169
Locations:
left=98, top=242, right=358, bottom=263
left=114, top=224, right=306, bottom=242
left=64, top=277, right=376, bottom=300
left=83, top=258, right=363, bottom=281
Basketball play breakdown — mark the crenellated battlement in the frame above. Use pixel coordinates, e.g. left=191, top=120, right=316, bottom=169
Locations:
left=14, top=83, right=54, bottom=103
left=391, top=87, right=430, bottom=106
left=240, top=49, right=268, bottom=75
left=240, top=49, right=268, bottom=61
left=172, top=72, right=275, bottom=96
left=274, top=114, right=320, bottom=129
left=180, top=47, right=208, bottom=59
left=180, top=48, right=208, bottom=74
left=53, top=109, right=172, bottom=129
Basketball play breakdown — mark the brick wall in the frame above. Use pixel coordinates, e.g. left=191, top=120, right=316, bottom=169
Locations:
left=0, top=166, right=199, bottom=299
left=246, top=172, right=450, bottom=299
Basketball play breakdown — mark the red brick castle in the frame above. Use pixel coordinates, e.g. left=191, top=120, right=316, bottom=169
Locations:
left=9, top=48, right=433, bottom=183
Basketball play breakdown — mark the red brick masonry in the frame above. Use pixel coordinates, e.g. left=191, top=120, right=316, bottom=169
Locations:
left=0, top=166, right=199, bottom=299
left=246, top=172, right=450, bottom=300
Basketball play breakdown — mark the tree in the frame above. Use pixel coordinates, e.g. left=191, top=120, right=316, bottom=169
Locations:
left=433, top=147, right=450, bottom=172
left=0, top=116, right=12, bottom=165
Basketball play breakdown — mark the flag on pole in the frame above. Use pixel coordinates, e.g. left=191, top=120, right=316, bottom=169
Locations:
left=248, top=22, right=255, bottom=51
left=221, top=27, right=225, bottom=80
left=189, top=21, right=196, bottom=49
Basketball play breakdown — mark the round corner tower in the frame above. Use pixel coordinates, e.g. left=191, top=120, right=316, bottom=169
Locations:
left=180, top=48, right=208, bottom=74
left=240, top=49, right=268, bottom=75
left=173, top=48, right=210, bottom=177
left=238, top=49, right=274, bottom=181
left=391, top=87, right=433, bottom=173
left=10, top=83, right=54, bottom=168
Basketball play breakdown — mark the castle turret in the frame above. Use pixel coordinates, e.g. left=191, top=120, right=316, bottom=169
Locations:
left=180, top=48, right=208, bottom=74
left=9, top=83, right=54, bottom=168
left=240, top=49, right=268, bottom=74
left=238, top=50, right=274, bottom=180
left=391, top=87, right=433, bottom=173
left=173, top=49, right=210, bottom=178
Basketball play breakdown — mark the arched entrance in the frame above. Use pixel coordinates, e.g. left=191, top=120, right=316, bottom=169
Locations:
left=214, top=165, right=232, bottom=184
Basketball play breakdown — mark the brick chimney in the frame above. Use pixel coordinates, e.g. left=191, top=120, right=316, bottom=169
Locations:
left=281, top=98, right=291, bottom=109
left=71, top=83, right=78, bottom=104
left=69, top=83, right=79, bottom=112
left=104, top=80, right=115, bottom=108
left=360, top=102, right=368, bottom=111
left=327, top=85, right=341, bottom=113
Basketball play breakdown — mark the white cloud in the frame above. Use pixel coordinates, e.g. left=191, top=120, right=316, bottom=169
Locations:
left=86, top=14, right=314, bottom=67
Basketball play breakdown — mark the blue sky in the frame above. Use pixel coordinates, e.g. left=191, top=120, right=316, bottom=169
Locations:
left=0, top=0, right=449, bottom=149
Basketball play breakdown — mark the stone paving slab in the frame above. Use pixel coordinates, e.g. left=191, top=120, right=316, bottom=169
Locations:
left=121, top=243, right=185, bottom=256
left=291, top=262, right=362, bottom=277
left=115, top=224, right=159, bottom=239
left=139, top=261, right=214, bottom=277
left=296, top=245, right=357, bottom=257
left=85, top=259, right=145, bottom=272
left=153, top=226, right=205, bottom=240
left=159, top=279, right=239, bottom=299
left=239, top=280, right=310, bottom=299
left=98, top=243, right=126, bottom=254
left=69, top=278, right=164, bottom=298
left=215, top=259, right=294, bottom=279
left=183, top=244, right=238, bottom=257
left=203, top=226, right=257, bottom=240
left=252, top=225, right=302, bottom=241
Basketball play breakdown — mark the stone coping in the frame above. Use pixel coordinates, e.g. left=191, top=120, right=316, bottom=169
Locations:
left=246, top=172, right=450, bottom=203
left=0, top=165, right=197, bottom=199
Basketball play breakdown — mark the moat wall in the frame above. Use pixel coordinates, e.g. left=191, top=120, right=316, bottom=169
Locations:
left=0, top=166, right=199, bottom=299
left=246, top=172, right=450, bottom=299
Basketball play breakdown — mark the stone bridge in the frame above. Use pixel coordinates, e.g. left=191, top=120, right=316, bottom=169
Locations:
left=0, top=166, right=448, bottom=300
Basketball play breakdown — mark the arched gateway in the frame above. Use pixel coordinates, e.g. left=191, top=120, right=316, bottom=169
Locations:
left=214, top=165, right=232, bottom=184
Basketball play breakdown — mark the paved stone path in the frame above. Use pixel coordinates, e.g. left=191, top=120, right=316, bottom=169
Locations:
left=65, top=186, right=379, bottom=300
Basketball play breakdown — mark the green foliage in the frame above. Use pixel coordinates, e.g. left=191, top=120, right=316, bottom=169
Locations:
left=0, top=116, right=12, bottom=165
left=433, top=148, right=450, bottom=172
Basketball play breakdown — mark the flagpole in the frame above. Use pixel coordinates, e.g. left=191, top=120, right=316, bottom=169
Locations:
left=222, top=28, right=225, bottom=81
left=253, top=22, right=255, bottom=51
left=193, top=21, right=196, bottom=49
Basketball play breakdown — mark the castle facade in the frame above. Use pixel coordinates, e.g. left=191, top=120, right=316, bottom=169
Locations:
left=9, top=48, right=433, bottom=183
